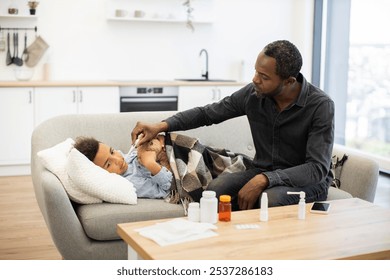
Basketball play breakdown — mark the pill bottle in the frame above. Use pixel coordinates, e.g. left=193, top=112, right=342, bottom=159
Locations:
left=187, top=202, right=200, bottom=222
left=200, top=190, right=218, bottom=224
left=218, top=195, right=231, bottom=222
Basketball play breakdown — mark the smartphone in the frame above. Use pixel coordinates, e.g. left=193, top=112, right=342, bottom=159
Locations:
left=310, top=202, right=331, bottom=214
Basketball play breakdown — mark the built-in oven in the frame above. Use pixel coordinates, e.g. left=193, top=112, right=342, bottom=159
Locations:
left=119, top=86, right=178, bottom=112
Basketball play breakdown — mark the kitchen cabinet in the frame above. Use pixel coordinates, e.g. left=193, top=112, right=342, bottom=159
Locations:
left=34, top=87, right=78, bottom=126
left=0, top=86, right=119, bottom=174
left=34, top=87, right=120, bottom=126
left=178, top=85, right=242, bottom=111
left=77, top=87, right=120, bottom=114
left=0, top=87, right=34, bottom=166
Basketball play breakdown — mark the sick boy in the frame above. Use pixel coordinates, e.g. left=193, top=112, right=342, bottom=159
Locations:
left=73, top=135, right=172, bottom=199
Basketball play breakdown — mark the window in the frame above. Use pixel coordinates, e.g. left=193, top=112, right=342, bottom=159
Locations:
left=313, top=0, right=390, bottom=172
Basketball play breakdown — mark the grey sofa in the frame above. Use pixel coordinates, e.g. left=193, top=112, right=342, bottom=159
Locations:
left=31, top=112, right=379, bottom=260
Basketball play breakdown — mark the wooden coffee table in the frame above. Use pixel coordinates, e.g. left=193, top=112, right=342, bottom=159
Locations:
left=117, top=198, right=390, bottom=260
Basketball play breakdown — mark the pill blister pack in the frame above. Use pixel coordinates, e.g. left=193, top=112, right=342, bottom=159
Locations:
left=235, top=224, right=260, bottom=230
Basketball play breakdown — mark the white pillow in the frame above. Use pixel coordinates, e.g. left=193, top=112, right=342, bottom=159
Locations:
left=66, top=148, right=137, bottom=205
left=37, top=138, right=102, bottom=204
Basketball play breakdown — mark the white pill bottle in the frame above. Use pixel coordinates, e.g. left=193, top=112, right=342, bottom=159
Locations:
left=200, top=190, right=218, bottom=224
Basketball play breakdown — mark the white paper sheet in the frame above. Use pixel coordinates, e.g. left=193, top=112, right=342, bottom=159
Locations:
left=135, top=218, right=218, bottom=246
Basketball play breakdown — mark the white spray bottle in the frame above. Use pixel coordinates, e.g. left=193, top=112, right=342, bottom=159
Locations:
left=287, top=191, right=306, bottom=220
left=260, top=192, right=268, bottom=222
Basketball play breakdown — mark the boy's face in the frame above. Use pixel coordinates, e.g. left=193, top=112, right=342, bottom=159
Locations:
left=93, top=143, right=128, bottom=175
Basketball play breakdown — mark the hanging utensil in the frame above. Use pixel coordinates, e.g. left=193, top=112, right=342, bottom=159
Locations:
left=6, top=32, right=12, bottom=65
left=12, top=32, right=16, bottom=64
left=13, top=32, right=23, bottom=66
left=0, top=30, right=6, bottom=52
left=22, top=32, right=28, bottom=62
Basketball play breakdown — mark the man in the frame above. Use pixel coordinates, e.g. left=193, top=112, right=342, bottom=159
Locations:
left=131, top=40, right=335, bottom=210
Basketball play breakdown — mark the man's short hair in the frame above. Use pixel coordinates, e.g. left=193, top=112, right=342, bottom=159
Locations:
left=263, top=40, right=302, bottom=80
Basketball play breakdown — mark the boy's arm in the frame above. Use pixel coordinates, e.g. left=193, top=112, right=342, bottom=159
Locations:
left=137, top=149, right=161, bottom=175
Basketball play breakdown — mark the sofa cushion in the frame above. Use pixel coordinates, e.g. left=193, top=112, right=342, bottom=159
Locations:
left=76, top=199, right=185, bottom=241
left=327, top=186, right=353, bottom=200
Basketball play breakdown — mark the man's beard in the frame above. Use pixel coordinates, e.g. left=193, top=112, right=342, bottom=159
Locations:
left=255, top=82, right=284, bottom=98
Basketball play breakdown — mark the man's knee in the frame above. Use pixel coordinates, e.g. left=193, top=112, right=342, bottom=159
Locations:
left=206, top=174, right=239, bottom=198
left=207, top=179, right=218, bottom=191
left=265, top=188, right=297, bottom=207
left=207, top=176, right=226, bottom=195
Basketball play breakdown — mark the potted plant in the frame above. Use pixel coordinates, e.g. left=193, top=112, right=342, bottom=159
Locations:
left=27, top=1, right=39, bottom=15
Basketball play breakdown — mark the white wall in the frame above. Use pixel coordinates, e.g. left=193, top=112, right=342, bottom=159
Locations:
left=0, top=0, right=314, bottom=82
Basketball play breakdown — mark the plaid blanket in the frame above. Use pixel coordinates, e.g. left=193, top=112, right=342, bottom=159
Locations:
left=330, top=153, right=348, bottom=188
left=164, top=133, right=252, bottom=210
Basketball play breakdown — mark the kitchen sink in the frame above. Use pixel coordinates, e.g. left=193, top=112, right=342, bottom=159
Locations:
left=175, top=78, right=237, bottom=82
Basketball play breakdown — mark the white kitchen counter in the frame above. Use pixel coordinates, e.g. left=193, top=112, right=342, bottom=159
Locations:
left=0, top=80, right=247, bottom=87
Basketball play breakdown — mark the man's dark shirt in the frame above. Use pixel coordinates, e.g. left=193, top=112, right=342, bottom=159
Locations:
left=165, top=73, right=335, bottom=189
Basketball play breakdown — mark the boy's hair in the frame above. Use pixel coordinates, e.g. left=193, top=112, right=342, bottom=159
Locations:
left=73, top=137, right=99, bottom=161
left=263, top=40, right=302, bottom=80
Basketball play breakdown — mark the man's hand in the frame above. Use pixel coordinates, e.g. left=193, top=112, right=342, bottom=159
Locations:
left=131, top=121, right=169, bottom=147
left=238, top=174, right=269, bottom=210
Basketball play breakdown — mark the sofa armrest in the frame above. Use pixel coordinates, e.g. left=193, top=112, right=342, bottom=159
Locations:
left=332, top=144, right=379, bottom=202
left=39, top=170, right=100, bottom=258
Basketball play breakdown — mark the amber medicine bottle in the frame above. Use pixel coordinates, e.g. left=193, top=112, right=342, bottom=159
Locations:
left=218, top=195, right=232, bottom=222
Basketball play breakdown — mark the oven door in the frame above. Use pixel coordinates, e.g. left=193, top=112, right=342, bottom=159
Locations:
left=120, top=97, right=178, bottom=112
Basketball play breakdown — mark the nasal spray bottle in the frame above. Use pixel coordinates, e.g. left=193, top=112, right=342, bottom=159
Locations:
left=260, top=192, right=268, bottom=222
left=287, top=191, right=306, bottom=220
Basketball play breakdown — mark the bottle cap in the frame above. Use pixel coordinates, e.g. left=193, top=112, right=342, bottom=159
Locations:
left=219, top=195, right=231, bottom=202
left=188, top=202, right=199, bottom=208
left=202, top=190, right=216, bottom=198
